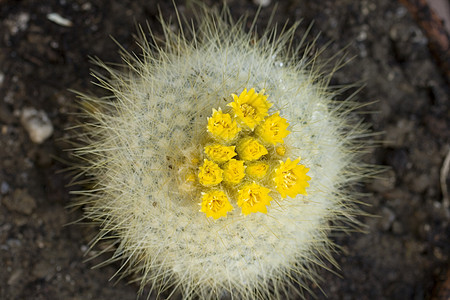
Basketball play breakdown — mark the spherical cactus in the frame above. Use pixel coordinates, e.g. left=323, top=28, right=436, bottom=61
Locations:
left=72, top=4, right=372, bottom=299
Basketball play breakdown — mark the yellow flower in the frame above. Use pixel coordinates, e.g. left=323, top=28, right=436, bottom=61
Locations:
left=200, top=190, right=233, bottom=220
left=204, top=144, right=236, bottom=163
left=207, top=109, right=241, bottom=142
left=274, top=157, right=311, bottom=198
left=276, top=145, right=286, bottom=156
left=237, top=182, right=272, bottom=215
left=236, top=137, right=268, bottom=161
left=256, top=112, right=290, bottom=145
left=246, top=162, right=269, bottom=179
left=223, top=159, right=246, bottom=184
left=229, top=88, right=272, bottom=130
left=198, top=159, right=223, bottom=186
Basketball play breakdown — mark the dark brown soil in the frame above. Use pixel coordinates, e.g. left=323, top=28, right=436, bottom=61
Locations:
left=0, top=0, right=448, bottom=299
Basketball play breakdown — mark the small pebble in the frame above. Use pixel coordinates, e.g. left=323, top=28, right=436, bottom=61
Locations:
left=81, top=2, right=92, bottom=11
left=2, top=189, right=36, bottom=215
left=7, top=269, right=23, bottom=285
left=1, top=181, right=10, bottom=194
left=32, top=261, right=54, bottom=279
left=379, top=207, right=396, bottom=231
left=46, top=13, right=73, bottom=27
left=7, top=238, right=22, bottom=248
left=410, top=173, right=430, bottom=193
left=20, top=107, right=54, bottom=144
left=253, top=0, right=271, bottom=7
left=5, top=12, right=30, bottom=35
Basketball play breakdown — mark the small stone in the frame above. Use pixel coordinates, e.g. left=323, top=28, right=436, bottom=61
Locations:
left=1, top=181, right=10, bottom=194
left=409, top=173, right=430, bottom=194
left=379, top=206, right=396, bottom=231
left=46, top=13, right=73, bottom=27
left=81, top=2, right=92, bottom=10
left=32, top=261, right=54, bottom=279
left=356, top=30, right=367, bottom=41
left=253, top=0, right=271, bottom=7
left=5, top=12, right=30, bottom=35
left=6, top=238, right=21, bottom=248
left=21, top=107, right=54, bottom=144
left=7, top=269, right=23, bottom=285
left=2, top=189, right=36, bottom=215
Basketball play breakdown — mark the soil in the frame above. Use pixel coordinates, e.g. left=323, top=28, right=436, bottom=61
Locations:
left=0, top=0, right=449, bottom=299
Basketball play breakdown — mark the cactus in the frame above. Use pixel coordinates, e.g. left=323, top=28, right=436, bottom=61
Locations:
left=72, top=4, right=372, bottom=299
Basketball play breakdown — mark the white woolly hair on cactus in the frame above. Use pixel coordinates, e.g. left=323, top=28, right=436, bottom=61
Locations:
left=70, top=3, right=375, bottom=300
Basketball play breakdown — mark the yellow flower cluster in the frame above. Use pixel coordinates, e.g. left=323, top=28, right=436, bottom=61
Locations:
left=193, top=88, right=311, bottom=219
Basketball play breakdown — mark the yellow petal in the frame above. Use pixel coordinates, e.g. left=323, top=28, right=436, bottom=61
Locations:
left=237, top=182, right=272, bottom=215
left=200, top=190, right=233, bottom=219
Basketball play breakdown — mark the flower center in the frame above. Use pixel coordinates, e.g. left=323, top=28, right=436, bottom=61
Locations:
left=243, top=191, right=259, bottom=207
left=208, top=198, right=225, bottom=212
left=283, top=171, right=297, bottom=188
left=240, top=103, right=257, bottom=118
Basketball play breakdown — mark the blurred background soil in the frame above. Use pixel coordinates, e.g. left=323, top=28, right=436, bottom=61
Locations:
left=0, top=0, right=449, bottom=299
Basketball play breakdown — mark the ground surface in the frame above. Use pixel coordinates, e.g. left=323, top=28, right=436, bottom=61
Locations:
left=0, top=0, right=449, bottom=299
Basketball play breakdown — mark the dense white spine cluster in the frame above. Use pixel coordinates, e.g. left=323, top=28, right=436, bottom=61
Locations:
left=72, top=5, right=371, bottom=299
